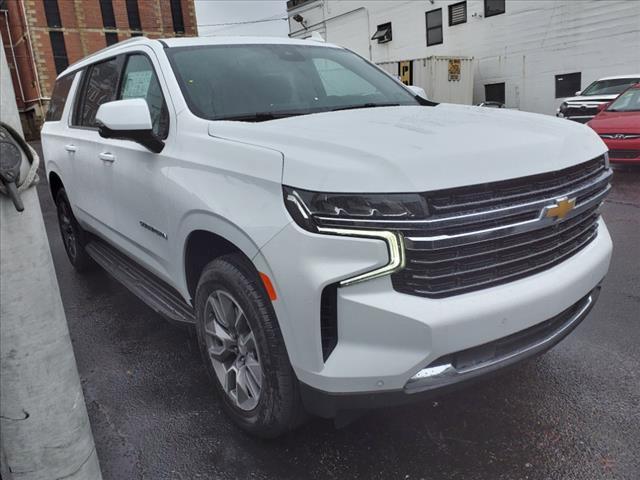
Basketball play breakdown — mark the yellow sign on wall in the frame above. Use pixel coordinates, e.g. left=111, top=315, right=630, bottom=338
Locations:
left=448, top=59, right=461, bottom=82
left=399, top=61, right=412, bottom=85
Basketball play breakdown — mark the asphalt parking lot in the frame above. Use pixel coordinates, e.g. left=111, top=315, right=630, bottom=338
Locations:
left=33, top=140, right=639, bottom=480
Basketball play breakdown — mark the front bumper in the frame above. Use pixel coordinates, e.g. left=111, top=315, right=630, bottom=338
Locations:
left=254, top=217, right=612, bottom=411
left=299, top=286, right=600, bottom=418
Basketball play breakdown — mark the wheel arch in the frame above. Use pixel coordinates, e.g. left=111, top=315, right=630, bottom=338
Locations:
left=48, top=170, right=64, bottom=202
left=179, top=212, right=263, bottom=302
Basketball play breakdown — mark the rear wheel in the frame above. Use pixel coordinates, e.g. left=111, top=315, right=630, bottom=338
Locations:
left=55, top=189, right=93, bottom=272
left=194, top=253, right=304, bottom=438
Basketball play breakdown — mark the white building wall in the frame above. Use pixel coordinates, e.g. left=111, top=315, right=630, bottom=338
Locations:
left=288, top=0, right=640, bottom=114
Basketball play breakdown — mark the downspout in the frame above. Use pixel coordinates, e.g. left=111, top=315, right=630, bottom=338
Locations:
left=18, top=0, right=47, bottom=108
left=1, top=10, right=26, bottom=105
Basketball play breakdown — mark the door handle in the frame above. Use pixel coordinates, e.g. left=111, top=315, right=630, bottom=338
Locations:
left=64, top=144, right=77, bottom=152
left=98, top=152, right=115, bottom=163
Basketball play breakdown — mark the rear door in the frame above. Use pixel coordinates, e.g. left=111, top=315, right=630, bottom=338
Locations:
left=95, top=49, right=173, bottom=280
left=41, top=72, right=79, bottom=203
left=68, top=55, right=123, bottom=234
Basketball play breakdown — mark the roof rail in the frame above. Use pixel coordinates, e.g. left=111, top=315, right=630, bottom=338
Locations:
left=81, top=36, right=149, bottom=62
left=61, top=36, right=152, bottom=76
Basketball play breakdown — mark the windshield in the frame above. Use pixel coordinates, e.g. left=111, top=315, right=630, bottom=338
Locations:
left=607, top=87, right=640, bottom=112
left=581, top=78, right=640, bottom=96
left=166, top=44, right=420, bottom=121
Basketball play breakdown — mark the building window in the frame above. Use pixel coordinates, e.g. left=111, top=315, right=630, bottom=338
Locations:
left=449, top=1, right=467, bottom=26
left=555, top=72, right=581, bottom=98
left=100, top=0, right=116, bottom=29
left=130, top=32, right=143, bottom=37
left=485, top=82, right=505, bottom=104
left=286, top=0, right=313, bottom=9
left=105, top=32, right=119, bottom=46
left=170, top=0, right=185, bottom=34
left=126, top=0, right=142, bottom=32
left=43, top=0, right=62, bottom=28
left=49, top=31, right=68, bottom=74
left=426, top=8, right=443, bottom=46
left=371, top=22, right=392, bottom=43
left=485, top=0, right=505, bottom=18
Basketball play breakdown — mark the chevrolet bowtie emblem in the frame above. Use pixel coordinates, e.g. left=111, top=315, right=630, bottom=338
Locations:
left=544, top=197, right=576, bottom=220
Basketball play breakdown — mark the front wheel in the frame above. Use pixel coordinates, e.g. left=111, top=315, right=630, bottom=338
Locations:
left=194, top=254, right=304, bottom=438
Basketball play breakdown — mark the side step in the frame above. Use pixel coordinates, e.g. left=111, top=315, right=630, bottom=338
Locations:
left=85, top=239, right=195, bottom=325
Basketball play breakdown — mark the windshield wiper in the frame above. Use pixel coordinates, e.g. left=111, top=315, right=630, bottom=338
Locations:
left=330, top=103, right=400, bottom=112
left=218, top=112, right=305, bottom=122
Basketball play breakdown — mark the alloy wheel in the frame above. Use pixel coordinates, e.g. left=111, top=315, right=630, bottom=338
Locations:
left=203, top=289, right=263, bottom=411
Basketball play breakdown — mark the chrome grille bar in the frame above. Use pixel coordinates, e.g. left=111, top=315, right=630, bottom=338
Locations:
left=405, top=181, right=609, bottom=250
left=407, top=209, right=598, bottom=266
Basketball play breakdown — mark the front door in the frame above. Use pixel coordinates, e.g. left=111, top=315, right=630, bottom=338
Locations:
left=97, top=49, right=173, bottom=280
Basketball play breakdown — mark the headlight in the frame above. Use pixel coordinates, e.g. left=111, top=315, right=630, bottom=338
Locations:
left=557, top=102, right=568, bottom=117
left=283, top=186, right=414, bottom=286
left=283, top=186, right=429, bottom=232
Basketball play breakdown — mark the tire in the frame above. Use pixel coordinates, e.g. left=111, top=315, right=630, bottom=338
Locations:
left=194, top=253, right=305, bottom=438
left=55, top=188, right=94, bottom=272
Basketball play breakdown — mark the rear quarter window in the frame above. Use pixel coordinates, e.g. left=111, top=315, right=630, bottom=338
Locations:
left=46, top=73, right=75, bottom=121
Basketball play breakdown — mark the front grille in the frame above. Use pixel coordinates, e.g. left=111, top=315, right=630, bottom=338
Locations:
left=394, top=206, right=599, bottom=297
left=565, top=105, right=598, bottom=118
left=609, top=149, right=640, bottom=159
left=391, top=155, right=611, bottom=298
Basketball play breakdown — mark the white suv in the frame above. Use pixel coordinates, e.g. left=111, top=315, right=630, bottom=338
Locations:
left=42, top=37, right=612, bottom=437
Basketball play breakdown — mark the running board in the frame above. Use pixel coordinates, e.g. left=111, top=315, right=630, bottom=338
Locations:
left=85, top=239, right=195, bottom=325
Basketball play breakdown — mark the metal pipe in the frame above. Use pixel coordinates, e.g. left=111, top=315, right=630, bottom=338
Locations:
left=18, top=0, right=44, bottom=108
left=1, top=10, right=26, bottom=105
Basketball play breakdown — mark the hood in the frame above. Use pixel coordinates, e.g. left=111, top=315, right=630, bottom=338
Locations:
left=208, top=104, right=607, bottom=192
left=562, top=95, right=619, bottom=104
left=588, top=110, right=640, bottom=133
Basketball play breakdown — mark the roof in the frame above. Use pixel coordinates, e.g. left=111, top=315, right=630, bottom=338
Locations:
left=160, top=35, right=338, bottom=48
left=58, top=35, right=340, bottom=78
left=596, top=74, right=640, bottom=81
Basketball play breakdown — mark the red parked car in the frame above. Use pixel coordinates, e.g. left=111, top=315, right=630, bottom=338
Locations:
left=588, top=83, right=640, bottom=164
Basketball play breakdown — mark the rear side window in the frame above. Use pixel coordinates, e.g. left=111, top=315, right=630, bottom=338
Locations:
left=118, top=54, right=169, bottom=138
left=75, top=57, right=121, bottom=128
left=46, top=73, right=75, bottom=121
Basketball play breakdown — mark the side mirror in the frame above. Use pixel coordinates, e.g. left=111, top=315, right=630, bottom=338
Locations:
left=575, top=90, right=582, bottom=96
left=407, top=85, right=428, bottom=100
left=597, top=102, right=611, bottom=112
left=96, top=98, right=164, bottom=153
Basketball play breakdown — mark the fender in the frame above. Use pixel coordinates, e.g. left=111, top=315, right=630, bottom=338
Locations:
left=175, top=210, right=266, bottom=301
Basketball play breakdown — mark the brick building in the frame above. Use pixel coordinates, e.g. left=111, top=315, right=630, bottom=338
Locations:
left=0, top=0, right=197, bottom=137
